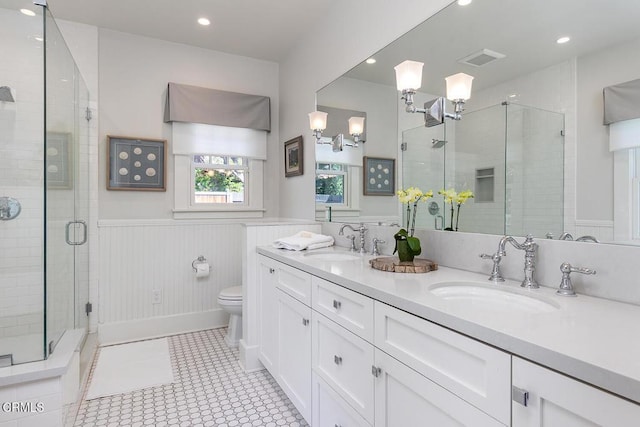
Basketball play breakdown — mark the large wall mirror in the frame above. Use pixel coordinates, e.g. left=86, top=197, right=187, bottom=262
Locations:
left=315, top=0, right=640, bottom=246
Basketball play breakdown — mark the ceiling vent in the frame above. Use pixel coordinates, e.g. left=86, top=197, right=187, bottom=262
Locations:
left=458, top=49, right=506, bottom=67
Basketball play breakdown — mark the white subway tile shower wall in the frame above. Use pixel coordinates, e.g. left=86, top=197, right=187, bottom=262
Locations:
left=0, top=8, right=45, bottom=343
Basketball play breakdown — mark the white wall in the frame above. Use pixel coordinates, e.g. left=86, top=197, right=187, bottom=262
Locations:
left=278, top=0, right=453, bottom=220
left=97, top=29, right=280, bottom=220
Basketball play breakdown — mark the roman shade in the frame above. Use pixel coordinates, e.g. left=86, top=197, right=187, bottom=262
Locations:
left=164, top=82, right=271, bottom=131
left=172, top=122, right=267, bottom=160
left=603, top=78, right=640, bottom=125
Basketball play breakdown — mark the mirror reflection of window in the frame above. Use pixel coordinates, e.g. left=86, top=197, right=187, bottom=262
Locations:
left=316, top=163, right=347, bottom=206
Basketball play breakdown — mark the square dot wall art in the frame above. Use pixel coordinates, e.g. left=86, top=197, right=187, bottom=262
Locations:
left=363, top=156, right=395, bottom=196
left=107, top=136, right=166, bottom=191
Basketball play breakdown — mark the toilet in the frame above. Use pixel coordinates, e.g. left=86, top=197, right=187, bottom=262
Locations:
left=217, top=286, right=243, bottom=347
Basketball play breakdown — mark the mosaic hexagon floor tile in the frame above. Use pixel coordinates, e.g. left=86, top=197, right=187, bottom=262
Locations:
left=72, top=328, right=308, bottom=427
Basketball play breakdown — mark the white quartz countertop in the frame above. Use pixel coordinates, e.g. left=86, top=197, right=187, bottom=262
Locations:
left=257, top=245, right=640, bottom=404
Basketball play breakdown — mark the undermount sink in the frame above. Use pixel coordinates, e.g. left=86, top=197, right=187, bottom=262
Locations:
left=429, top=281, right=560, bottom=313
left=303, top=251, right=362, bottom=261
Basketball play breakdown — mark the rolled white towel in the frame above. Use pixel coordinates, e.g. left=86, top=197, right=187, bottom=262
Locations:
left=273, top=231, right=335, bottom=251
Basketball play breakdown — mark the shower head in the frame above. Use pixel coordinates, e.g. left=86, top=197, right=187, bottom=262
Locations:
left=431, top=138, right=447, bottom=149
left=0, top=86, right=15, bottom=102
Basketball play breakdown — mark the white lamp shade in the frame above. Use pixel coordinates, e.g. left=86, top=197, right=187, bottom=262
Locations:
left=308, top=111, right=328, bottom=130
left=394, top=60, right=424, bottom=91
left=348, top=116, right=365, bottom=135
left=445, top=72, right=474, bottom=101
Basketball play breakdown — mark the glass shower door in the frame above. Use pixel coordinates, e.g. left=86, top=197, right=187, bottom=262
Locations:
left=44, top=7, right=90, bottom=355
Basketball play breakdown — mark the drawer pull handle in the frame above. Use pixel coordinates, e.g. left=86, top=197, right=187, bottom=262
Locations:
left=333, top=300, right=342, bottom=310
left=334, top=355, right=343, bottom=365
left=302, top=318, right=310, bottom=326
left=269, top=268, right=275, bottom=274
left=371, top=365, right=382, bottom=377
left=512, top=386, right=529, bottom=407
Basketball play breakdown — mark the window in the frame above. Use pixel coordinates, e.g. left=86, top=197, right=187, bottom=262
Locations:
left=192, top=155, right=247, bottom=205
left=172, top=123, right=266, bottom=219
left=316, top=162, right=347, bottom=205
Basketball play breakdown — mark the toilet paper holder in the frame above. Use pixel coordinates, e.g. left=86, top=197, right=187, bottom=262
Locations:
left=192, top=255, right=212, bottom=272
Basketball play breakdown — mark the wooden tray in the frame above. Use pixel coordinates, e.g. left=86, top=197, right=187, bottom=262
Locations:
left=369, top=257, right=438, bottom=273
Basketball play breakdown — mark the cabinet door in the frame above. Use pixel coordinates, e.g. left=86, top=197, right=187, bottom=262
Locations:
left=277, top=289, right=312, bottom=423
left=312, top=372, right=372, bottom=427
left=312, top=312, right=375, bottom=424
left=374, top=350, right=505, bottom=427
left=257, top=256, right=278, bottom=375
left=513, top=357, right=640, bottom=427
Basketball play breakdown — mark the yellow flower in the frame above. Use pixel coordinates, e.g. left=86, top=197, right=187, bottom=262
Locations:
left=397, top=187, right=434, bottom=204
left=438, top=188, right=457, bottom=204
left=455, top=190, right=474, bottom=204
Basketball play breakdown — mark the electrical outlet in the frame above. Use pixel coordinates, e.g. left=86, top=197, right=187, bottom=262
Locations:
left=152, top=289, right=162, bottom=304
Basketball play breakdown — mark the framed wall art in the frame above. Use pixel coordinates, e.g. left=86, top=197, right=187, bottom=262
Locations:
left=363, top=156, right=395, bottom=196
left=284, top=135, right=304, bottom=177
left=107, top=136, right=166, bottom=191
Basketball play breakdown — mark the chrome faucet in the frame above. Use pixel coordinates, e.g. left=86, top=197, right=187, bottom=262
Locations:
left=479, top=252, right=505, bottom=282
left=497, top=234, right=539, bottom=289
left=338, top=223, right=368, bottom=254
left=371, top=237, right=386, bottom=256
left=576, top=235, right=599, bottom=243
left=557, top=262, right=596, bottom=296
left=559, top=232, right=574, bottom=241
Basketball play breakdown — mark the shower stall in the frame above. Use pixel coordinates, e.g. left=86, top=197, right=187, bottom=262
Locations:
left=402, top=102, right=564, bottom=238
left=0, top=1, right=91, bottom=366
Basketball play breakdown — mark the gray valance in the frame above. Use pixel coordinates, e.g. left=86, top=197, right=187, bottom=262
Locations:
left=164, top=82, right=271, bottom=131
left=603, top=78, right=640, bottom=125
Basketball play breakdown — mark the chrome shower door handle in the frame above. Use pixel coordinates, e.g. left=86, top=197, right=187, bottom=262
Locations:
left=65, top=220, right=88, bottom=246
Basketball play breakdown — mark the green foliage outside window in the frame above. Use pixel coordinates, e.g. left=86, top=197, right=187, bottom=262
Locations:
left=195, top=168, right=244, bottom=193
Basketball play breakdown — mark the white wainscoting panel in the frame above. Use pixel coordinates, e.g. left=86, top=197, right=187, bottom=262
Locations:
left=98, top=221, right=242, bottom=329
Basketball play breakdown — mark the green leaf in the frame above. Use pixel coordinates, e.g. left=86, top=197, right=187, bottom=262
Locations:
left=407, top=236, right=422, bottom=255
left=394, top=228, right=409, bottom=239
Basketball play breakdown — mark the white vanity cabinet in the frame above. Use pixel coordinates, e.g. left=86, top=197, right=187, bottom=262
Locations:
left=276, top=288, right=312, bottom=422
left=257, top=255, right=312, bottom=422
left=512, top=357, right=640, bottom=426
left=257, top=256, right=279, bottom=374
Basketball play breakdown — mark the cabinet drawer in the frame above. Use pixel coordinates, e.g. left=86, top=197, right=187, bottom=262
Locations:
left=312, top=312, right=375, bottom=424
left=374, top=302, right=510, bottom=425
left=312, top=276, right=374, bottom=342
left=276, top=262, right=312, bottom=306
left=312, top=372, right=372, bottom=427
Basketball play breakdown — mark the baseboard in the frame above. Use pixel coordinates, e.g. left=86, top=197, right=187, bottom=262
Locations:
left=98, top=309, right=229, bottom=346
left=239, top=340, right=264, bottom=372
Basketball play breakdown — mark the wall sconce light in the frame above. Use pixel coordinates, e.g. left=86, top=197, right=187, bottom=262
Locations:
left=394, top=60, right=474, bottom=126
left=348, top=116, right=365, bottom=146
left=308, top=111, right=328, bottom=143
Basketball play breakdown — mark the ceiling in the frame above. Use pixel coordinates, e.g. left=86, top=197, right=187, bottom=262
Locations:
left=343, top=0, right=640, bottom=95
left=40, top=0, right=337, bottom=62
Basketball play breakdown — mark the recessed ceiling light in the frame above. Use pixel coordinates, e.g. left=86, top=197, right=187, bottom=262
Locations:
left=366, top=58, right=376, bottom=65
left=35, top=36, right=43, bottom=42
left=457, top=0, right=472, bottom=6
left=556, top=36, right=571, bottom=44
left=20, top=8, right=36, bottom=16
left=198, top=17, right=210, bottom=26
left=509, top=94, right=517, bottom=98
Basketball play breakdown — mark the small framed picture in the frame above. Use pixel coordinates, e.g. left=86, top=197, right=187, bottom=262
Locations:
left=363, top=156, right=395, bottom=196
left=107, top=136, right=166, bottom=191
left=284, top=135, right=304, bottom=177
